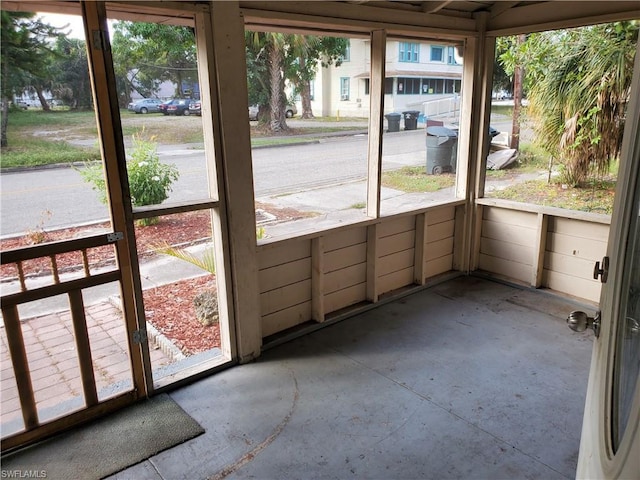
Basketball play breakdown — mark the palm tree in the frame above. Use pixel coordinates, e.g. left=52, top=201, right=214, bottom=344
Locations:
left=527, top=22, right=638, bottom=186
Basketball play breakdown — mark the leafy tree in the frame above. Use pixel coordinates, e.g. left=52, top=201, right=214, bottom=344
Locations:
left=525, top=22, right=638, bottom=185
left=50, top=36, right=92, bottom=110
left=288, top=36, right=347, bottom=119
left=111, top=21, right=197, bottom=103
left=0, top=11, right=60, bottom=146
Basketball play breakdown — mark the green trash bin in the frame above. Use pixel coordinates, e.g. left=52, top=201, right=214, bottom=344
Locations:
left=402, top=110, right=420, bottom=130
left=426, top=126, right=457, bottom=174
left=385, top=113, right=401, bottom=133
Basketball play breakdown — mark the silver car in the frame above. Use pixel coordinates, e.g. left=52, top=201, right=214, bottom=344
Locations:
left=127, top=98, right=163, bottom=114
left=248, top=104, right=297, bottom=120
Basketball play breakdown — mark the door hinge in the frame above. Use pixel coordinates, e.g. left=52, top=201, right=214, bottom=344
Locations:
left=107, top=232, right=124, bottom=243
left=132, top=329, right=148, bottom=344
left=593, top=256, right=609, bottom=283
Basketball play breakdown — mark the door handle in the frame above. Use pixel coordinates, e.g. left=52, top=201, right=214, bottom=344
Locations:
left=593, top=256, right=609, bottom=283
left=567, top=311, right=601, bottom=338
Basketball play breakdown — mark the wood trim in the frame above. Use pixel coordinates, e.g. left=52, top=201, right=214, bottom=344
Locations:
left=81, top=0, right=149, bottom=399
left=311, top=237, right=325, bottom=322
left=366, top=29, right=385, bottom=219
left=366, top=224, right=378, bottom=302
left=476, top=198, right=611, bottom=225
left=531, top=213, right=548, bottom=288
left=132, top=199, right=219, bottom=219
left=1, top=233, right=120, bottom=264
left=2, top=305, right=38, bottom=431
left=452, top=204, right=466, bottom=270
left=414, top=213, right=427, bottom=284
left=1, top=271, right=121, bottom=308
left=69, top=290, right=99, bottom=406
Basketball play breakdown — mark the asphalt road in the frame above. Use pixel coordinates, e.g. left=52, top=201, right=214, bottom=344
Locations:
left=0, top=130, right=431, bottom=236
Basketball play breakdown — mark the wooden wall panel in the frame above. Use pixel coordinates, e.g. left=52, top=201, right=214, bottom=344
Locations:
left=262, top=302, right=312, bottom=337
left=479, top=237, right=532, bottom=265
left=543, top=270, right=601, bottom=303
left=481, top=221, right=535, bottom=247
left=426, top=254, right=454, bottom=277
left=325, top=263, right=367, bottom=294
left=324, top=283, right=367, bottom=313
left=260, top=279, right=311, bottom=316
left=378, top=267, right=414, bottom=295
left=324, top=227, right=367, bottom=252
left=258, top=257, right=311, bottom=292
left=378, top=249, right=415, bottom=277
left=377, top=215, right=415, bottom=238
left=324, top=243, right=367, bottom=273
left=478, top=253, right=531, bottom=283
left=426, top=237, right=455, bottom=262
left=426, top=206, right=455, bottom=226
left=426, top=220, right=455, bottom=243
left=257, top=240, right=311, bottom=270
left=378, top=231, right=415, bottom=257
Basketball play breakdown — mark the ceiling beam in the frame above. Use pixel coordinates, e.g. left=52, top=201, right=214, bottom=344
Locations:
left=490, top=1, right=519, bottom=19
left=421, top=1, right=454, bottom=14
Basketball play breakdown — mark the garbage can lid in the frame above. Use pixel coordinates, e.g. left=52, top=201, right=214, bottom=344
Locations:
left=426, top=126, right=457, bottom=137
left=385, top=112, right=401, bottom=118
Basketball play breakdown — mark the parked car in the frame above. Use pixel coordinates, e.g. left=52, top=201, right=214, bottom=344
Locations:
left=158, top=98, right=186, bottom=115
left=248, top=104, right=297, bottom=121
left=127, top=98, right=163, bottom=114
left=189, top=101, right=201, bottom=116
left=165, top=99, right=194, bottom=116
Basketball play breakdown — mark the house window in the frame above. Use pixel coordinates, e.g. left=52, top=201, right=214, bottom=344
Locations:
left=342, top=40, right=351, bottom=62
left=422, top=78, right=445, bottom=94
left=340, top=77, right=350, bottom=100
left=364, top=78, right=394, bottom=95
left=399, top=42, right=419, bottom=63
left=447, top=46, right=457, bottom=65
left=430, top=46, right=444, bottom=62
left=397, top=77, right=420, bottom=95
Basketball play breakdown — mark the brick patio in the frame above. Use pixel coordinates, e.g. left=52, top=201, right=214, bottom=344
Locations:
left=1, top=302, right=171, bottom=436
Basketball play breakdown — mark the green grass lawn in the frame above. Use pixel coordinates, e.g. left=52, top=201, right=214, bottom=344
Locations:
left=382, top=166, right=456, bottom=192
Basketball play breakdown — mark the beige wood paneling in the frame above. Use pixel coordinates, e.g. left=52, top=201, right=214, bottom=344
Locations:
left=426, top=237, right=455, bottom=262
left=479, top=237, right=532, bottom=266
left=324, top=243, right=367, bottom=273
left=325, top=263, right=368, bottom=295
left=482, top=220, right=535, bottom=248
left=545, top=232, right=607, bottom=261
left=325, top=283, right=367, bottom=314
left=262, top=302, right=312, bottom=337
left=377, top=215, right=416, bottom=238
left=549, top=217, right=610, bottom=242
left=426, top=219, right=455, bottom=243
left=478, top=254, right=531, bottom=283
left=378, top=267, right=414, bottom=295
left=258, top=257, right=311, bottom=293
left=260, top=279, right=311, bottom=316
left=544, top=251, right=599, bottom=280
left=426, top=254, right=454, bottom=278
left=378, top=231, right=415, bottom=257
left=257, top=240, right=311, bottom=270
left=324, top=226, right=368, bottom=252
left=426, top=206, right=455, bottom=226
left=483, top=207, right=537, bottom=229
left=378, top=248, right=415, bottom=277
left=543, top=270, right=602, bottom=303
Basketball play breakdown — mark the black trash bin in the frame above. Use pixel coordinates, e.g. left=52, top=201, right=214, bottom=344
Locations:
left=402, top=110, right=420, bottom=130
left=385, top=113, right=401, bottom=133
left=426, top=126, right=458, bottom=174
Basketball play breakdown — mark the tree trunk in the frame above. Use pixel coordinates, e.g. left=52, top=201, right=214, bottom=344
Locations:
left=268, top=44, right=288, bottom=132
left=510, top=34, right=526, bottom=150
left=35, top=87, right=50, bottom=112
left=299, top=56, right=314, bottom=119
left=1, top=98, right=9, bottom=147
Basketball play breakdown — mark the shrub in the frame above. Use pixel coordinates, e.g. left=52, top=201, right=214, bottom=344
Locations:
left=79, top=131, right=179, bottom=225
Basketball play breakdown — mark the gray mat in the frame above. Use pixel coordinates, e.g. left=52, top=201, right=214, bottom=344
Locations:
left=2, top=393, right=204, bottom=480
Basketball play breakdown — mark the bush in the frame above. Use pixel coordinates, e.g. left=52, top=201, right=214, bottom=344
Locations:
left=79, top=131, right=179, bottom=225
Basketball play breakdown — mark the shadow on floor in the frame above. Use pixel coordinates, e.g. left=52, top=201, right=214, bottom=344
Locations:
left=106, top=276, right=593, bottom=479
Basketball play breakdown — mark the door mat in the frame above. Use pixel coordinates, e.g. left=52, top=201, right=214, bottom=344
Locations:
left=2, top=393, right=204, bottom=479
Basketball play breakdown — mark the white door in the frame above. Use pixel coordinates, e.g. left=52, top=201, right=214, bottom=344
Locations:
left=572, top=41, right=640, bottom=479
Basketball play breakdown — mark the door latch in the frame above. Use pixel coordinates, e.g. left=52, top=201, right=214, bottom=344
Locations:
left=567, top=310, right=601, bottom=338
left=593, top=256, right=609, bottom=283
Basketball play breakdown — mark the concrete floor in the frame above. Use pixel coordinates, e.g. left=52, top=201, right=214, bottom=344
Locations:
left=109, top=276, right=594, bottom=480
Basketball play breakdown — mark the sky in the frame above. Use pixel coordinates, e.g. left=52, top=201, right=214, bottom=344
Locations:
left=38, top=12, right=115, bottom=39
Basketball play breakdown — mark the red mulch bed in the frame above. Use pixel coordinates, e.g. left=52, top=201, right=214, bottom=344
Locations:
left=1, top=203, right=312, bottom=356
